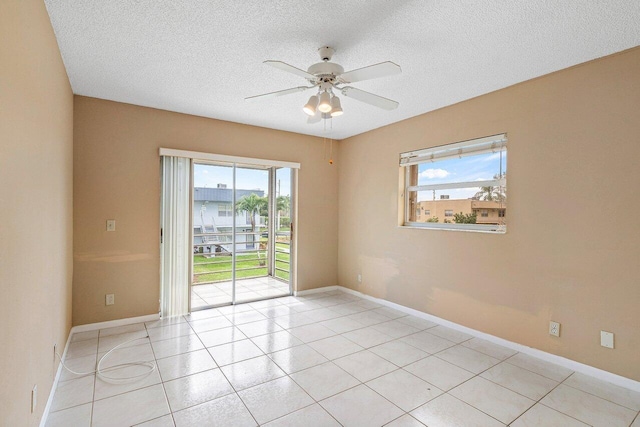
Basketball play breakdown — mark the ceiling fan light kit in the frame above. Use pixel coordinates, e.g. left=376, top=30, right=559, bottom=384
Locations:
left=246, top=46, right=401, bottom=123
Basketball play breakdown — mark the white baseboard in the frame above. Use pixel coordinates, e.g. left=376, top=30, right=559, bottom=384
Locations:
left=71, top=313, right=160, bottom=333
left=39, top=326, right=72, bottom=427
left=308, top=285, right=640, bottom=393
left=40, top=312, right=160, bottom=426
left=294, top=285, right=338, bottom=296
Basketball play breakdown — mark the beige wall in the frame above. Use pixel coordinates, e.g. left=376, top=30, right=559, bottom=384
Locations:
left=338, top=47, right=640, bottom=381
left=73, top=97, right=338, bottom=325
left=0, top=0, right=74, bottom=424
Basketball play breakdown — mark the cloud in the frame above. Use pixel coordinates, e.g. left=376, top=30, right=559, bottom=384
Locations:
left=419, top=168, right=450, bottom=179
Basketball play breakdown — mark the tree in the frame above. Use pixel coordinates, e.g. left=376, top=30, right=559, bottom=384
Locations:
left=426, top=217, right=439, bottom=223
left=454, top=212, right=477, bottom=224
left=236, top=193, right=268, bottom=234
left=473, top=173, right=506, bottom=202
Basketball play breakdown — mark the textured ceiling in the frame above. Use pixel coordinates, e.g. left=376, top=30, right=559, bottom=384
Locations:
left=45, top=0, right=640, bottom=140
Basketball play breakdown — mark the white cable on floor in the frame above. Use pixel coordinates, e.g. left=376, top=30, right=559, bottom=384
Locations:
left=55, top=335, right=157, bottom=384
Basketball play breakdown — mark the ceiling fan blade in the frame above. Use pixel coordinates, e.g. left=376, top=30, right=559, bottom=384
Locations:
left=245, top=86, right=312, bottom=102
left=340, top=86, right=399, bottom=110
left=264, top=60, right=317, bottom=81
left=338, top=61, right=401, bottom=84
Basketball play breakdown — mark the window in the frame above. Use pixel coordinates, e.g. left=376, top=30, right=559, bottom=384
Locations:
left=416, top=208, right=421, bottom=217
left=400, top=133, right=507, bottom=232
left=218, top=203, right=232, bottom=217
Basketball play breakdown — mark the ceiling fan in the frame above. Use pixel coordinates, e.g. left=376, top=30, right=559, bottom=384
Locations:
left=245, top=46, right=401, bottom=123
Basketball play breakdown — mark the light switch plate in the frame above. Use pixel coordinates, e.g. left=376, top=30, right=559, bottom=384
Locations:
left=601, top=331, right=614, bottom=349
left=106, top=219, right=116, bottom=231
left=105, top=294, right=115, bottom=306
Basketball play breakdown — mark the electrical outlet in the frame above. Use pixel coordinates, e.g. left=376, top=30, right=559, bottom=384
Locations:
left=106, top=219, right=116, bottom=232
left=549, top=321, right=560, bottom=337
left=601, top=331, right=614, bottom=349
left=31, top=385, right=37, bottom=413
left=357, top=274, right=362, bottom=283
left=105, top=294, right=115, bottom=306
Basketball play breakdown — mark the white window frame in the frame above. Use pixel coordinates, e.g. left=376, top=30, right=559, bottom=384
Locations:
left=218, top=203, right=232, bottom=217
left=399, top=133, right=507, bottom=233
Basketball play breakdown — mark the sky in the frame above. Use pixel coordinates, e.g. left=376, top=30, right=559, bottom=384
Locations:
left=193, top=164, right=292, bottom=197
left=415, top=151, right=507, bottom=201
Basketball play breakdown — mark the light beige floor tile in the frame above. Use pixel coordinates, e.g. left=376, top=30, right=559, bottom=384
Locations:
left=288, top=323, right=337, bottom=343
left=250, top=330, right=303, bottom=353
left=435, top=345, right=500, bottom=374
left=92, top=384, right=170, bottom=427
left=156, top=349, right=216, bottom=381
left=225, top=310, right=267, bottom=325
left=396, top=316, right=439, bottom=330
left=319, top=317, right=367, bottom=334
left=97, top=330, right=150, bottom=353
left=99, top=323, right=146, bottom=337
left=238, top=376, right=314, bottom=424
left=263, top=403, right=340, bottom=427
left=133, top=414, right=175, bottom=426
left=320, top=384, right=403, bottom=427
left=50, top=375, right=95, bottom=412
left=164, top=368, right=234, bottom=412
left=304, top=308, right=342, bottom=322
left=66, top=338, right=98, bottom=359
left=272, top=313, right=315, bottom=329
left=146, top=323, right=194, bottom=342
left=541, top=384, right=637, bottom=427
left=346, top=310, right=392, bottom=327
left=367, top=369, right=442, bottom=411
left=45, top=402, right=92, bottom=427
left=450, top=376, right=534, bottom=424
left=145, top=315, right=186, bottom=329
left=372, top=319, right=421, bottom=339
left=97, top=342, right=154, bottom=369
left=400, top=331, right=456, bottom=354
left=369, top=340, right=429, bottom=367
left=184, top=308, right=223, bottom=321
left=58, top=353, right=96, bottom=382
left=269, top=344, right=328, bottom=374
left=197, top=326, right=246, bottom=347
left=426, top=325, right=473, bottom=343
left=307, top=335, right=364, bottom=360
left=290, top=361, right=360, bottom=400
left=236, top=319, right=284, bottom=338
left=70, top=330, right=99, bottom=343
left=461, top=338, right=517, bottom=360
left=384, top=414, right=426, bottom=426
left=333, top=350, right=398, bottom=382
left=411, top=393, right=504, bottom=427
left=405, top=356, right=475, bottom=391
left=511, top=403, right=589, bottom=427
left=207, top=339, right=263, bottom=366
left=343, top=326, right=395, bottom=348
left=632, top=414, right=640, bottom=426
left=173, top=393, right=257, bottom=427
left=481, top=362, right=559, bottom=400
left=505, top=353, right=573, bottom=382
left=151, top=334, right=204, bottom=360
left=563, top=372, right=640, bottom=411
left=220, top=355, right=286, bottom=390
left=370, top=307, right=407, bottom=319
left=188, top=316, right=233, bottom=333
left=256, top=305, right=298, bottom=318
left=94, top=364, right=162, bottom=400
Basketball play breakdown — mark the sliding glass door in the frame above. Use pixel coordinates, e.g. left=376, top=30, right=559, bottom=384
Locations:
left=190, top=161, right=293, bottom=310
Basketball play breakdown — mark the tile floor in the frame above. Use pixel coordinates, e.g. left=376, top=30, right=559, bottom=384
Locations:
left=191, top=277, right=290, bottom=309
left=47, top=289, right=640, bottom=426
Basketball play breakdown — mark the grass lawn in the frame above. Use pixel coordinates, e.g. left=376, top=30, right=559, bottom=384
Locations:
left=193, top=242, right=290, bottom=283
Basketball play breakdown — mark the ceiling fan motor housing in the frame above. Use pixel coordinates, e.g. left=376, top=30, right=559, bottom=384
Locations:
left=307, top=62, right=344, bottom=81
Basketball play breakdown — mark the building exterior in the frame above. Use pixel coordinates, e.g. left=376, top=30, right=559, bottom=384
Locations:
left=193, top=185, right=265, bottom=254
left=415, top=199, right=506, bottom=225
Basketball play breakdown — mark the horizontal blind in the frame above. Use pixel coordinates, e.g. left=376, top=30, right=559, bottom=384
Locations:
left=399, top=133, right=506, bottom=166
